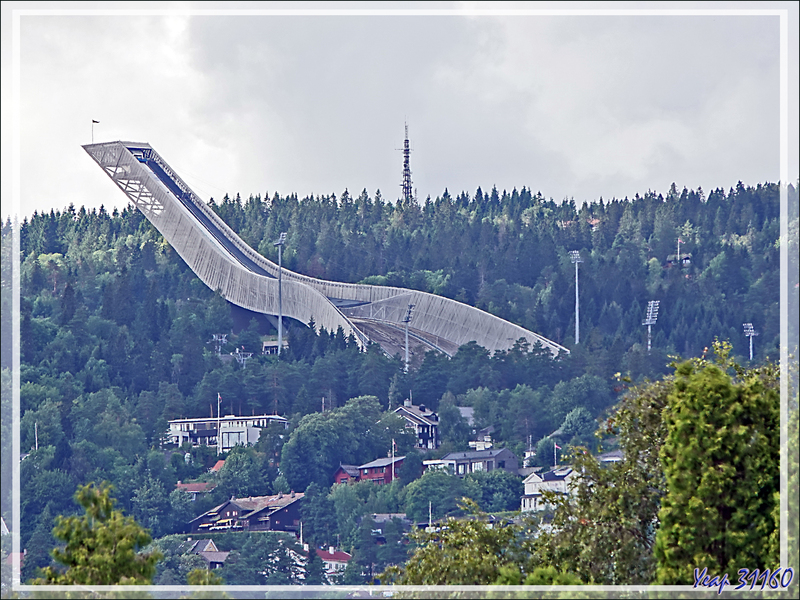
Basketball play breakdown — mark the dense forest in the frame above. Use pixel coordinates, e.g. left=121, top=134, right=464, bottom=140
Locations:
left=1, top=178, right=795, bottom=584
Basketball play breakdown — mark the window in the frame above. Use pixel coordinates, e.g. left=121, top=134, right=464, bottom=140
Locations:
left=364, top=469, right=369, bottom=475
left=498, top=460, right=505, bottom=469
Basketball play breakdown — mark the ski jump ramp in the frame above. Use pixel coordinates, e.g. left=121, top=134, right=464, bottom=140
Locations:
left=83, top=141, right=568, bottom=359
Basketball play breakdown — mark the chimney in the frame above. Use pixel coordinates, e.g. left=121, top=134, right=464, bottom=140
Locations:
left=329, top=546, right=335, bottom=555
left=291, top=490, right=295, bottom=498
left=177, top=480, right=182, bottom=485
left=419, top=404, right=426, bottom=413
left=303, top=543, right=309, bottom=552
left=404, top=399, right=412, bottom=407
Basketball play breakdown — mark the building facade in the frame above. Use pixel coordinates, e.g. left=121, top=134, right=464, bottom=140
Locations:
left=393, top=401, right=439, bottom=450
left=436, top=448, right=519, bottom=477
left=188, top=492, right=304, bottom=534
left=167, top=414, right=288, bottom=452
left=520, top=467, right=576, bottom=512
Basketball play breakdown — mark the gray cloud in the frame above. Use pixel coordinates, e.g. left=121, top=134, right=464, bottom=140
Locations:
left=7, top=7, right=793, bottom=219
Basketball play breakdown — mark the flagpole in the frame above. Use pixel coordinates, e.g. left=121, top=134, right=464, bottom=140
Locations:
left=217, top=393, right=222, bottom=455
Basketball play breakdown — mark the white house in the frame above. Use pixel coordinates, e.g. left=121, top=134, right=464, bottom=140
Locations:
left=521, top=467, right=577, bottom=512
left=167, top=414, right=288, bottom=452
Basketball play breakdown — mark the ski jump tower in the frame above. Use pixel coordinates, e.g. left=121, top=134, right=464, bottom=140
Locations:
left=83, top=141, right=568, bottom=360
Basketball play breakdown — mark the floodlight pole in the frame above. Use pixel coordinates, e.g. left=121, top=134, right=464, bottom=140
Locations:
left=743, top=323, right=758, bottom=361
left=569, top=251, right=583, bottom=345
left=642, top=300, right=660, bottom=353
left=274, top=232, right=287, bottom=356
left=403, top=304, right=415, bottom=373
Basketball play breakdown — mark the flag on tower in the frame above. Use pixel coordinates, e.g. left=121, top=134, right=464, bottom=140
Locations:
left=554, top=443, right=562, bottom=450
left=92, top=119, right=100, bottom=123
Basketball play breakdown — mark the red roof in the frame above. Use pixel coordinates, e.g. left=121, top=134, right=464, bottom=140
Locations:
left=176, top=481, right=216, bottom=493
left=316, top=548, right=351, bottom=563
left=210, top=460, right=225, bottom=472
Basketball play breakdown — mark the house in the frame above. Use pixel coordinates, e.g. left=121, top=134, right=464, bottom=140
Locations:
left=166, top=414, right=289, bottom=452
left=366, top=513, right=411, bottom=543
left=468, top=426, right=495, bottom=451
left=188, top=492, right=304, bottom=535
left=175, top=480, right=217, bottom=501
left=520, top=467, right=577, bottom=512
left=439, top=447, right=519, bottom=477
left=332, top=464, right=360, bottom=485
left=393, top=400, right=439, bottom=449
left=315, top=546, right=351, bottom=577
left=333, top=456, right=405, bottom=485
left=262, top=339, right=289, bottom=355
left=598, top=449, right=624, bottom=464
left=666, top=252, right=692, bottom=267
left=180, top=538, right=230, bottom=569
left=357, top=456, right=405, bottom=485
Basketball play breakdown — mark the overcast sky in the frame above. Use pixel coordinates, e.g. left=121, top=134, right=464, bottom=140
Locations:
left=2, top=2, right=798, bottom=220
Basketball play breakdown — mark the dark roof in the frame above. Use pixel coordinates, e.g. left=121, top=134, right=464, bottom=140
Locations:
left=358, top=456, right=405, bottom=469
left=442, top=448, right=515, bottom=461
left=198, top=550, right=230, bottom=565
left=541, top=467, right=574, bottom=481
left=336, top=464, right=360, bottom=477
left=189, top=492, right=304, bottom=524
left=393, top=405, right=437, bottom=425
left=187, top=539, right=216, bottom=553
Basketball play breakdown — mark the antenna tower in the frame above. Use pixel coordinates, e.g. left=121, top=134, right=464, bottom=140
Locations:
left=642, top=300, right=660, bottom=353
left=400, top=123, right=413, bottom=203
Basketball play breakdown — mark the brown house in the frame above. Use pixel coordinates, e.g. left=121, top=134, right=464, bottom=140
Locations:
left=357, top=456, right=405, bottom=485
left=332, top=464, right=360, bottom=485
left=188, top=492, right=304, bottom=535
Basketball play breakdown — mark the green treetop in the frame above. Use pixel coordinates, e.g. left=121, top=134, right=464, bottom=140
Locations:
left=654, top=341, right=780, bottom=583
left=34, top=482, right=162, bottom=585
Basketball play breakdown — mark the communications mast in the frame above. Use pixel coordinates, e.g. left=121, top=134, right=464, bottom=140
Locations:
left=400, top=123, right=413, bottom=204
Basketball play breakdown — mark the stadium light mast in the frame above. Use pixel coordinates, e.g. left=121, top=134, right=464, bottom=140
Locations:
left=743, top=323, right=758, bottom=361
left=274, top=232, right=287, bottom=356
left=569, top=251, right=583, bottom=345
left=642, top=300, right=660, bottom=353
left=403, top=304, right=415, bottom=373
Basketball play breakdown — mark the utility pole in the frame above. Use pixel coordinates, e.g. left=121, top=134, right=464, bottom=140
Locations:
left=743, top=323, right=758, bottom=361
left=642, top=300, right=660, bottom=353
left=274, top=232, right=287, bottom=356
left=403, top=304, right=415, bottom=373
left=216, top=393, right=222, bottom=455
left=569, top=251, right=583, bottom=344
